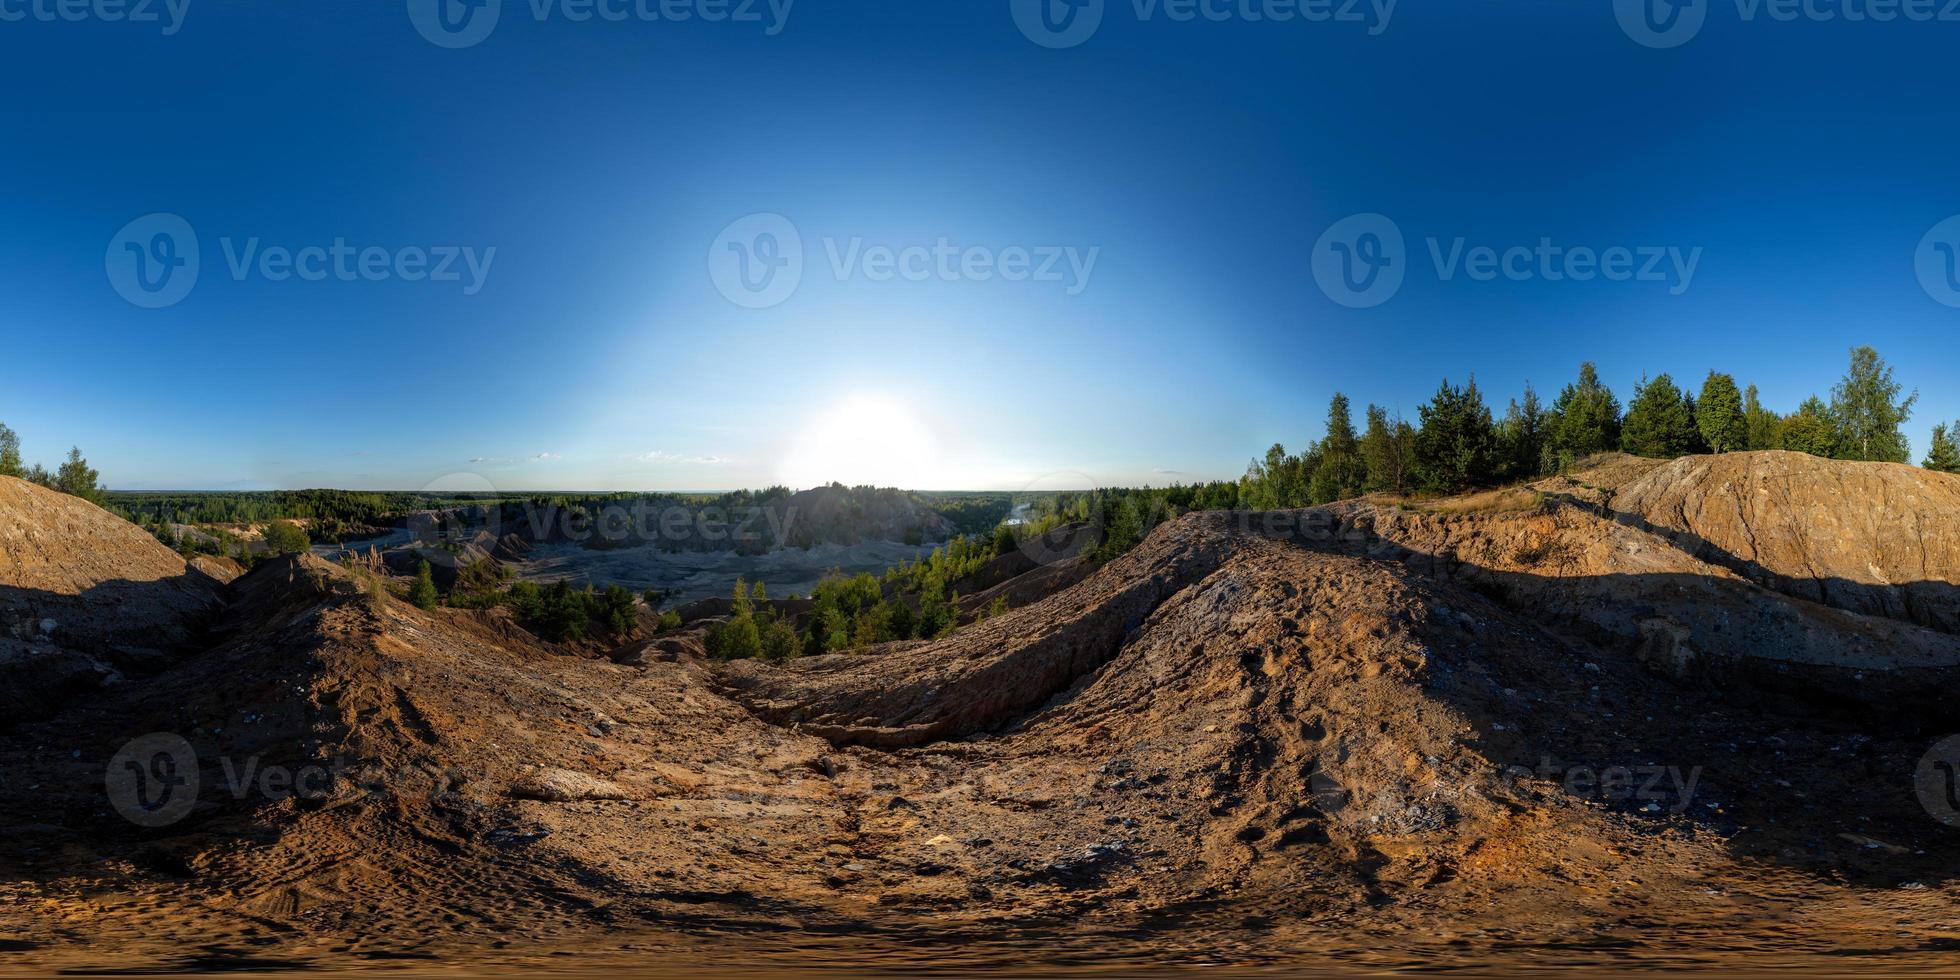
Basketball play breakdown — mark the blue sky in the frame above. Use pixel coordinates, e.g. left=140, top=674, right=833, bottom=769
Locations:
left=1, top=0, right=1956, bottom=491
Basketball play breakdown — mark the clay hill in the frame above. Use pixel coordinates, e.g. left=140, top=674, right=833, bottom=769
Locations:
left=3, top=455, right=1960, bottom=974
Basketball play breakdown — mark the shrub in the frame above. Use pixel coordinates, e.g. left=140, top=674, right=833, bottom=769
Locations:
left=261, top=520, right=311, bottom=555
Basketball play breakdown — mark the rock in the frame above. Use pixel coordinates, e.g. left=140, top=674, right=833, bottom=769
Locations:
left=509, top=767, right=632, bottom=802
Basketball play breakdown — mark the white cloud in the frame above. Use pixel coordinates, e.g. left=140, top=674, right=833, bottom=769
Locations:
left=636, top=450, right=728, bottom=465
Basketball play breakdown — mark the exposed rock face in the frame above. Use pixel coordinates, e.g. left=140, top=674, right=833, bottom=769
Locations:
left=0, top=477, right=233, bottom=723
left=1608, top=451, right=1960, bottom=634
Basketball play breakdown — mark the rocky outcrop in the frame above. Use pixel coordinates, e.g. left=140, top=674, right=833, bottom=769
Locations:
left=1607, top=451, right=1960, bottom=633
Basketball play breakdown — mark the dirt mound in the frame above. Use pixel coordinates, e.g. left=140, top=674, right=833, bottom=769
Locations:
left=0, top=477, right=233, bottom=723
left=4, top=460, right=1960, bottom=972
left=1603, top=451, right=1960, bottom=633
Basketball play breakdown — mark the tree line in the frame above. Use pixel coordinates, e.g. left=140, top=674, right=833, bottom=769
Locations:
left=1236, top=345, right=1944, bottom=507
left=0, top=424, right=104, bottom=504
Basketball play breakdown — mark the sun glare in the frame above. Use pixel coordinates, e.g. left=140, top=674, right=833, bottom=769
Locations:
left=777, top=394, right=940, bottom=490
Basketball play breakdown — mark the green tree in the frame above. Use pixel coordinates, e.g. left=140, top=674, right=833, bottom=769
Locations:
left=410, top=560, right=440, bottom=610
left=261, top=520, right=311, bottom=554
left=1743, top=384, right=1782, bottom=451
left=1829, top=346, right=1917, bottom=462
left=1413, top=377, right=1498, bottom=494
left=1495, top=383, right=1548, bottom=481
left=54, top=447, right=103, bottom=504
left=759, top=617, right=800, bottom=662
left=536, top=581, right=591, bottom=643
left=1620, top=374, right=1699, bottom=458
left=1696, top=372, right=1747, bottom=453
left=1924, top=423, right=1960, bottom=474
left=0, top=423, right=21, bottom=478
left=706, top=615, right=761, bottom=660
left=1359, top=405, right=1414, bottom=493
left=1543, top=362, right=1622, bottom=472
left=1321, top=393, right=1358, bottom=456
left=597, top=585, right=637, bottom=637
left=1780, top=396, right=1838, bottom=457
left=1308, top=393, right=1366, bottom=504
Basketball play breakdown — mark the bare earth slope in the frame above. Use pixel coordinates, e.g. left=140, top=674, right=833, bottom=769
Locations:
left=2, top=456, right=1959, bottom=974
left=1609, top=451, right=1960, bottom=633
left=0, top=476, right=233, bottom=723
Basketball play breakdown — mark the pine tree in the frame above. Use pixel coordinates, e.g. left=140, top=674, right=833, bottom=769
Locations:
left=1924, top=423, right=1960, bottom=474
left=1413, top=377, right=1497, bottom=493
left=1829, top=346, right=1917, bottom=462
left=1308, top=393, right=1365, bottom=503
left=1620, top=374, right=1700, bottom=458
left=1780, top=396, right=1838, bottom=457
left=1696, top=371, right=1747, bottom=453
left=0, top=422, right=21, bottom=479
left=1543, top=362, right=1622, bottom=472
left=410, top=560, right=440, bottom=610
left=1743, top=384, right=1782, bottom=451
left=1322, top=393, right=1357, bottom=456
left=1359, top=405, right=1414, bottom=493
left=1495, top=383, right=1548, bottom=481
left=54, top=447, right=103, bottom=504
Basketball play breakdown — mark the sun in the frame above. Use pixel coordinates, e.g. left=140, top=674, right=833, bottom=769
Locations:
left=778, top=394, right=939, bottom=490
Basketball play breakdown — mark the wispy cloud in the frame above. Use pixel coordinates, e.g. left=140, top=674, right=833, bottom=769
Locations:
left=1152, top=467, right=1183, bottom=475
left=636, top=450, right=729, bottom=465
left=468, top=452, right=561, bottom=466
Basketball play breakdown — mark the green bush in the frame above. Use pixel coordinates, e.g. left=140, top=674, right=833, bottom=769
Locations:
left=261, top=520, right=311, bottom=555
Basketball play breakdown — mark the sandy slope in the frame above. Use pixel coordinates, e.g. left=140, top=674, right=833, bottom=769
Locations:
left=2, top=457, right=1959, bottom=973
